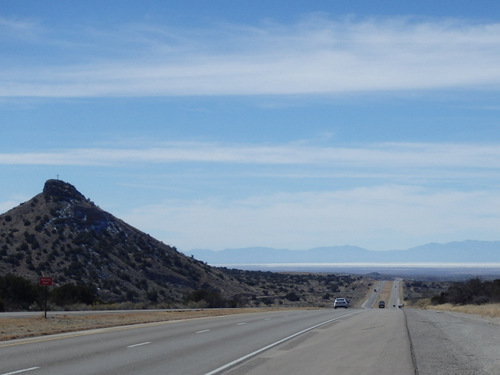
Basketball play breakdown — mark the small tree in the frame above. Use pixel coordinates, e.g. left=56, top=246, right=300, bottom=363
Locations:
left=0, top=274, right=38, bottom=311
left=50, top=284, right=97, bottom=306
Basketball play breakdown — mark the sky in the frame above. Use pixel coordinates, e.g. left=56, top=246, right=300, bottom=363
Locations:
left=1, top=1, right=500, bottom=252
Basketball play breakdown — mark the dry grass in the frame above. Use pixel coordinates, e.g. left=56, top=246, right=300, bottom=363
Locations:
left=429, top=303, right=500, bottom=319
left=408, top=298, right=432, bottom=308
left=0, top=308, right=283, bottom=342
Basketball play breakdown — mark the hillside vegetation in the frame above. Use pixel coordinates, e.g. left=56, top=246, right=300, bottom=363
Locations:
left=431, top=278, right=500, bottom=306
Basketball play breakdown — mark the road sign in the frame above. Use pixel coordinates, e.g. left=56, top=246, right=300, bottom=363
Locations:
left=39, top=277, right=53, bottom=286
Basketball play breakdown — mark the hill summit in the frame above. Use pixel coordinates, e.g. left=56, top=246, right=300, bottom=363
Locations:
left=0, top=179, right=249, bottom=305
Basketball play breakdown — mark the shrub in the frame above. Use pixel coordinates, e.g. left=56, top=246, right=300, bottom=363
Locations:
left=0, top=274, right=38, bottom=311
left=50, top=284, right=97, bottom=306
left=186, top=289, right=226, bottom=308
left=432, top=278, right=500, bottom=305
left=284, top=292, right=301, bottom=301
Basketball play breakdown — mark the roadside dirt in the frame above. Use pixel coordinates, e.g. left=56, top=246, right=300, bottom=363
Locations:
left=428, top=302, right=500, bottom=323
left=0, top=308, right=282, bottom=341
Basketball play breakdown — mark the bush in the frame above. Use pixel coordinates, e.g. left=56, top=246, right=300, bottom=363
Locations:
left=432, top=278, right=500, bottom=306
left=0, top=274, right=38, bottom=311
left=284, top=292, right=301, bottom=301
left=50, top=284, right=97, bottom=306
left=185, top=289, right=226, bottom=308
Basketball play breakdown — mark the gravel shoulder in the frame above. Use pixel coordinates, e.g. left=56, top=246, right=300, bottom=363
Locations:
left=404, top=308, right=500, bottom=375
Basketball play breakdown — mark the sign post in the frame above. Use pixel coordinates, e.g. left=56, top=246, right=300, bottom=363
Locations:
left=39, top=277, right=53, bottom=318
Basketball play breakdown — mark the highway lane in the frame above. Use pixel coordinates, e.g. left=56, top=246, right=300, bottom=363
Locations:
left=361, top=280, right=385, bottom=308
left=0, top=308, right=362, bottom=375
left=223, top=308, right=414, bottom=375
left=225, top=280, right=413, bottom=375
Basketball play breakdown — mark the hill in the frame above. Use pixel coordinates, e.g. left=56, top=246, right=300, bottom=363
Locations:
left=0, top=180, right=251, bottom=305
left=0, top=180, right=367, bottom=310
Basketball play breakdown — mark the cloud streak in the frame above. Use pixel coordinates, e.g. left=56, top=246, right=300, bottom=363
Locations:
left=1, top=16, right=500, bottom=97
left=1, top=142, right=500, bottom=169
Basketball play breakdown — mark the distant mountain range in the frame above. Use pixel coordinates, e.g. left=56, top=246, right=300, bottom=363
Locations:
left=185, top=241, right=500, bottom=265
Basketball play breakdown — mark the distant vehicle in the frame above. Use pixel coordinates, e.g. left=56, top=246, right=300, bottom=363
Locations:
left=378, top=301, right=385, bottom=308
left=334, top=298, right=349, bottom=309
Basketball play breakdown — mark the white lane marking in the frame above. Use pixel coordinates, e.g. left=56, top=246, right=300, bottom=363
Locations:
left=203, top=311, right=363, bottom=375
left=1, top=368, right=40, bottom=375
left=264, top=318, right=271, bottom=321
left=196, top=329, right=211, bottom=334
left=127, top=341, right=151, bottom=348
left=236, top=322, right=246, bottom=326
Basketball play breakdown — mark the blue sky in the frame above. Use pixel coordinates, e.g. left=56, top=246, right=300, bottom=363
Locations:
left=1, top=1, right=500, bottom=252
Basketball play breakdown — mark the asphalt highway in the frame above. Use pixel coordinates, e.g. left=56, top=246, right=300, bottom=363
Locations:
left=2, top=280, right=499, bottom=375
left=0, top=309, right=362, bottom=375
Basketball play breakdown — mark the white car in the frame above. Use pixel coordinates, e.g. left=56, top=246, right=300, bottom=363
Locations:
left=334, top=298, right=349, bottom=309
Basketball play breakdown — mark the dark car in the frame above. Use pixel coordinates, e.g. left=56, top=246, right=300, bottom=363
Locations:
left=378, top=301, right=385, bottom=308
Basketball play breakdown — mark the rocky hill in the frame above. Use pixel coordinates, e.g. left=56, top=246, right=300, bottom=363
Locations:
left=0, top=180, right=253, bottom=305
left=0, top=180, right=366, bottom=309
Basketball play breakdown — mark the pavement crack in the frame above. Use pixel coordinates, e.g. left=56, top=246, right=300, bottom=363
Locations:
left=403, top=309, right=419, bottom=375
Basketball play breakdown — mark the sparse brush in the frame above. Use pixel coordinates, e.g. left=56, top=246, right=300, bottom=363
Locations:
left=429, top=303, right=500, bottom=318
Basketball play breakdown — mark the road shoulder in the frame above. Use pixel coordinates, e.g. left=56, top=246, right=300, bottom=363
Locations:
left=404, top=308, right=500, bottom=375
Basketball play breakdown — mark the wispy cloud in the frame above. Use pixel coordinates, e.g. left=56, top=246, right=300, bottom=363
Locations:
left=1, top=142, right=499, bottom=193
left=0, top=16, right=40, bottom=36
left=1, top=16, right=500, bottom=97
left=1, top=142, right=500, bottom=169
